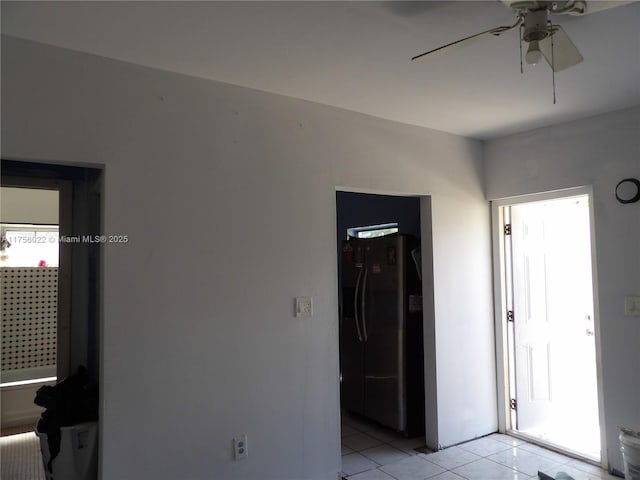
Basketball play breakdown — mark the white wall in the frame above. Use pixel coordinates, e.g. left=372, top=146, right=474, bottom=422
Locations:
left=432, top=192, right=497, bottom=447
left=484, top=107, right=640, bottom=473
left=1, top=36, right=496, bottom=479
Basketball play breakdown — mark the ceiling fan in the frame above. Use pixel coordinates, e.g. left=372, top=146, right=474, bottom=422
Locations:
left=412, top=1, right=634, bottom=72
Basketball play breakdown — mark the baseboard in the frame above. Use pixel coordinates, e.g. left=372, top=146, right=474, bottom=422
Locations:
left=1, top=381, right=49, bottom=429
left=1, top=410, right=41, bottom=429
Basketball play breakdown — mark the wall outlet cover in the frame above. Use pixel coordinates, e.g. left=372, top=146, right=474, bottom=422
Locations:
left=233, top=434, right=248, bottom=460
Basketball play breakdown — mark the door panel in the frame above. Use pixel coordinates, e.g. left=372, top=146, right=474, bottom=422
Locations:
left=526, top=343, right=551, bottom=402
left=508, top=196, right=600, bottom=459
left=512, top=205, right=552, bottom=429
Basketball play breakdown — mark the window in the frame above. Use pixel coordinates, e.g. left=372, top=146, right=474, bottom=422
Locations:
left=347, top=223, right=398, bottom=239
left=1, top=224, right=59, bottom=267
left=1, top=223, right=59, bottom=386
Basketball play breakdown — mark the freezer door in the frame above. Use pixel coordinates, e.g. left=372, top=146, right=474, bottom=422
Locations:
left=362, top=236, right=406, bottom=431
left=340, top=240, right=365, bottom=415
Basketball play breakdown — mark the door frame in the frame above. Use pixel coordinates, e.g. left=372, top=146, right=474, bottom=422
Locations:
left=335, top=189, right=438, bottom=453
left=490, top=185, right=607, bottom=467
left=2, top=160, right=103, bottom=381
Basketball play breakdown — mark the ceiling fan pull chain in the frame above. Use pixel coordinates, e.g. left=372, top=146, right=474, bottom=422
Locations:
left=519, top=23, right=524, bottom=74
left=550, top=21, right=557, bottom=104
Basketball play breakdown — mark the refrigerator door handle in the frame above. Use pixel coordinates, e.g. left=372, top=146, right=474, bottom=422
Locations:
left=354, top=268, right=364, bottom=342
left=361, top=268, right=368, bottom=342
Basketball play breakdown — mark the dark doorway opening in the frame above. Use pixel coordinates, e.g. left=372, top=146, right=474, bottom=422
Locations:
left=2, top=159, right=103, bottom=408
left=336, top=191, right=428, bottom=477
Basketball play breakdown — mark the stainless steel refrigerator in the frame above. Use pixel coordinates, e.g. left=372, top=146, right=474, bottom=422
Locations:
left=340, top=234, right=425, bottom=437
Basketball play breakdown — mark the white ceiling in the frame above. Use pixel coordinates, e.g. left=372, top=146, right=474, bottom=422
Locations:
left=2, top=1, right=639, bottom=139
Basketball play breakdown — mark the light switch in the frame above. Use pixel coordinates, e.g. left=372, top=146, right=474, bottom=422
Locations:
left=624, top=296, right=640, bottom=316
left=295, top=297, right=313, bottom=318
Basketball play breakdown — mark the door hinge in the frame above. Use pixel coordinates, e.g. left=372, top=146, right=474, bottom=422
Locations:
left=510, top=398, right=517, bottom=411
left=507, top=310, right=515, bottom=322
left=504, top=224, right=512, bottom=236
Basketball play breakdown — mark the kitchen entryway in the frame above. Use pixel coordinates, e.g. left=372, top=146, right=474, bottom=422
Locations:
left=336, top=191, right=429, bottom=476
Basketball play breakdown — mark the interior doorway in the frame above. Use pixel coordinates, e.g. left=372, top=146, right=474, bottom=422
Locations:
left=336, top=191, right=429, bottom=477
left=1, top=160, right=102, bottom=424
left=495, top=190, right=602, bottom=462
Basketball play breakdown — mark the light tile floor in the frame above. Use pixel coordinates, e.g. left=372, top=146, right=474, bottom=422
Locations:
left=0, top=431, right=45, bottom=480
left=341, top=413, right=620, bottom=480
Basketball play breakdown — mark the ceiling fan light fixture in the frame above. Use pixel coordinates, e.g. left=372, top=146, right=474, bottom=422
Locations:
left=525, top=40, right=543, bottom=65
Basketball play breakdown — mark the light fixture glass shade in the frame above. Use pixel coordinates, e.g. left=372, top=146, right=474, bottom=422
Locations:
left=525, top=40, right=542, bottom=65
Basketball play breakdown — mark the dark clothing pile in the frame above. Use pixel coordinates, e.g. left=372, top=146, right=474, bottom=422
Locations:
left=34, top=366, right=99, bottom=473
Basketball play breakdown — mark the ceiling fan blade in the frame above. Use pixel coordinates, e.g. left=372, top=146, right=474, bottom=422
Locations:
left=502, top=1, right=635, bottom=15
left=412, top=24, right=514, bottom=61
left=539, top=25, right=584, bottom=71
left=582, top=0, right=636, bottom=14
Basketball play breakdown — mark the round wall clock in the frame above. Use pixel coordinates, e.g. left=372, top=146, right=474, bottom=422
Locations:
left=615, top=178, right=640, bottom=204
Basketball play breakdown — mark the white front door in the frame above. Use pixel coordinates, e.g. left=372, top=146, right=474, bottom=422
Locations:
left=506, top=194, right=600, bottom=460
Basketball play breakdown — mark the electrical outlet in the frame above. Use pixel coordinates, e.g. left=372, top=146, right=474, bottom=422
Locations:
left=233, top=434, right=248, bottom=460
left=295, top=296, right=313, bottom=318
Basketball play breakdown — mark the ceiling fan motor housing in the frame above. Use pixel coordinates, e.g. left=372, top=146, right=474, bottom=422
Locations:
left=507, top=1, right=586, bottom=15
left=523, top=9, right=550, bottom=42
